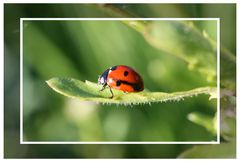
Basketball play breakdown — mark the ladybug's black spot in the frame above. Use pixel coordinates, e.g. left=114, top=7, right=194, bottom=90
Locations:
left=110, top=66, right=117, bottom=71
left=116, top=80, right=121, bottom=86
left=133, top=84, right=142, bottom=91
left=119, top=80, right=143, bottom=91
left=124, top=71, right=129, bottom=76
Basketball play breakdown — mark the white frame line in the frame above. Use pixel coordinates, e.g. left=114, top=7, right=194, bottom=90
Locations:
left=20, top=18, right=218, bottom=21
left=20, top=18, right=23, bottom=143
left=217, top=18, right=221, bottom=143
left=20, top=18, right=220, bottom=145
left=21, top=141, right=219, bottom=145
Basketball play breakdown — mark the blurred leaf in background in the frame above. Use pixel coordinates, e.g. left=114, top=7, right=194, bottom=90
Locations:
left=4, top=3, right=236, bottom=158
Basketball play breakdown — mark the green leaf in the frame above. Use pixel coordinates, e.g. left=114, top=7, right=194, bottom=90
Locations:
left=178, top=140, right=236, bottom=158
left=187, top=112, right=217, bottom=135
left=126, top=20, right=217, bottom=82
left=46, top=77, right=217, bottom=105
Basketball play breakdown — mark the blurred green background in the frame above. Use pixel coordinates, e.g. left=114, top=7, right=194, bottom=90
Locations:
left=4, top=4, right=236, bottom=158
left=23, top=19, right=217, bottom=142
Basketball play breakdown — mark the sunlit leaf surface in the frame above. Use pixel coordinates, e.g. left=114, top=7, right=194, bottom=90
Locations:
left=47, top=77, right=217, bottom=105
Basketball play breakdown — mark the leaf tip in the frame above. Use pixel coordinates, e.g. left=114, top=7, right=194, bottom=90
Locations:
left=208, top=87, right=217, bottom=100
left=45, top=79, right=53, bottom=87
left=45, top=78, right=58, bottom=89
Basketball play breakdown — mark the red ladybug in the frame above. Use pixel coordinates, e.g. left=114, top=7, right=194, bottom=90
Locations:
left=98, top=65, right=144, bottom=98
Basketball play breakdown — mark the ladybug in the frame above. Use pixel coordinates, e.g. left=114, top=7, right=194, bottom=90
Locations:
left=98, top=65, right=144, bottom=98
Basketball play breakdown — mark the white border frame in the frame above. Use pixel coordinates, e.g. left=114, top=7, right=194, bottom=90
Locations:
left=20, top=18, right=220, bottom=144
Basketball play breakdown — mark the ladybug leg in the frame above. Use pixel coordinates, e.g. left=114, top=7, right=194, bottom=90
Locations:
left=100, top=83, right=107, bottom=91
left=100, top=84, right=114, bottom=98
left=108, top=86, right=114, bottom=99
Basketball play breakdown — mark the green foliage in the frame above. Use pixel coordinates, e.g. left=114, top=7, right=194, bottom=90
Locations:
left=106, top=4, right=236, bottom=89
left=4, top=3, right=236, bottom=158
left=46, top=77, right=217, bottom=105
left=187, top=112, right=217, bottom=135
left=180, top=94, right=236, bottom=158
left=124, top=20, right=217, bottom=82
left=178, top=140, right=236, bottom=158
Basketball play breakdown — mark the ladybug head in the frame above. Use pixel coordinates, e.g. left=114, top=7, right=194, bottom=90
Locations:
left=98, top=68, right=109, bottom=85
left=98, top=75, right=105, bottom=85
